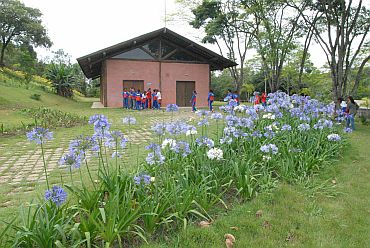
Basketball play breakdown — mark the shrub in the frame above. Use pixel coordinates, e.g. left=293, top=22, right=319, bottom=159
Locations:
left=30, top=93, right=41, bottom=101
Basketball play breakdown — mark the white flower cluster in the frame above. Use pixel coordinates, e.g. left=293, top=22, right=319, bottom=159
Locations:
left=161, top=138, right=177, bottom=149
left=327, top=133, right=341, bottom=142
left=265, top=123, right=280, bottom=131
left=186, top=129, right=198, bottom=136
left=262, top=113, right=276, bottom=120
left=234, top=105, right=247, bottom=112
left=207, top=148, right=223, bottom=160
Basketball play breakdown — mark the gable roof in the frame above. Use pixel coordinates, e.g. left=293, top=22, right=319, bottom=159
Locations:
left=77, top=28, right=237, bottom=79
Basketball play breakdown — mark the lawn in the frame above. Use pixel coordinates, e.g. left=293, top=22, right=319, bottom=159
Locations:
left=1, top=81, right=370, bottom=247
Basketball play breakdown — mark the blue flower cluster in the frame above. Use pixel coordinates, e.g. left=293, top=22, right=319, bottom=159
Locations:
left=134, top=174, right=151, bottom=185
left=26, top=127, right=53, bottom=145
left=145, top=143, right=165, bottom=165
left=45, top=186, right=67, bottom=206
left=166, top=104, right=179, bottom=112
left=260, top=144, right=279, bottom=155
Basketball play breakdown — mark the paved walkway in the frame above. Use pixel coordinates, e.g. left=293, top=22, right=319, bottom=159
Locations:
left=0, top=110, right=197, bottom=206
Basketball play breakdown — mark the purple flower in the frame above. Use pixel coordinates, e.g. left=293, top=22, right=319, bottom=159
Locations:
left=134, top=174, right=151, bottom=185
left=59, top=152, right=82, bottom=169
left=197, top=118, right=209, bottom=126
left=196, top=136, right=215, bottom=148
left=171, top=141, right=191, bottom=157
left=166, top=104, right=179, bottom=112
left=110, top=130, right=129, bottom=149
left=297, top=123, right=310, bottom=131
left=89, top=114, right=110, bottom=132
left=166, top=121, right=188, bottom=135
left=122, top=116, right=137, bottom=125
left=211, top=112, right=223, bottom=120
left=146, top=143, right=165, bottom=165
left=281, top=124, right=292, bottom=131
left=26, top=127, right=53, bottom=145
left=343, top=127, right=353, bottom=133
left=151, top=123, right=167, bottom=136
left=260, top=144, right=278, bottom=154
left=69, top=135, right=97, bottom=155
left=45, top=186, right=67, bottom=206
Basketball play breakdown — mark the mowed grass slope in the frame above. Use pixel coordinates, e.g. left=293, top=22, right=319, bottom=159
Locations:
left=144, top=124, right=370, bottom=248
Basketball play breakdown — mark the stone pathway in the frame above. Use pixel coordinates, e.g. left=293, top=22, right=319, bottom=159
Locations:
left=0, top=110, right=197, bottom=205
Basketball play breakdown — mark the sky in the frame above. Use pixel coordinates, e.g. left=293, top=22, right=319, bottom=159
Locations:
left=22, top=0, right=329, bottom=68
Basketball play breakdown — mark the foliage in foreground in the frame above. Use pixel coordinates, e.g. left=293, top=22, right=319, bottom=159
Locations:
left=2, top=92, right=349, bottom=247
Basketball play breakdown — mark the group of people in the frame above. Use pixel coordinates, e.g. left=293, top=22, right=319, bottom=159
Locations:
left=252, top=92, right=268, bottom=106
left=122, top=88, right=162, bottom=110
left=338, top=96, right=360, bottom=130
left=190, top=90, right=215, bottom=112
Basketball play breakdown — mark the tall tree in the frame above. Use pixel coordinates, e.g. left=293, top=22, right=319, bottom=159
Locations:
left=289, top=0, right=370, bottom=102
left=190, top=0, right=256, bottom=93
left=0, top=0, right=52, bottom=66
left=249, top=0, right=305, bottom=92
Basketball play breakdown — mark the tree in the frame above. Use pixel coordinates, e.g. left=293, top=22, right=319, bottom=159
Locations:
left=289, top=0, right=370, bottom=102
left=190, top=0, right=256, bottom=93
left=249, top=0, right=305, bottom=92
left=240, top=83, right=255, bottom=101
left=0, top=0, right=52, bottom=66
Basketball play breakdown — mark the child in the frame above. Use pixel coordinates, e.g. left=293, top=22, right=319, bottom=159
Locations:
left=233, top=91, right=239, bottom=105
left=122, top=88, right=129, bottom=109
left=190, top=90, right=197, bottom=112
left=261, top=92, right=267, bottom=107
left=146, top=88, right=152, bottom=109
left=141, top=91, right=147, bottom=109
left=254, top=92, right=260, bottom=105
left=135, top=89, right=142, bottom=110
left=157, top=89, right=162, bottom=109
left=208, top=90, right=215, bottom=112
left=153, top=89, right=158, bottom=109
left=129, top=88, right=135, bottom=109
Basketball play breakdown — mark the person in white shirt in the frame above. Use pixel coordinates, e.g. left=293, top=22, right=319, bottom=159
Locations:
left=156, top=90, right=162, bottom=109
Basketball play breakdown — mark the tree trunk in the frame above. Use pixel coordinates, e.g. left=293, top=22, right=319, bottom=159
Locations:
left=0, top=45, right=6, bottom=67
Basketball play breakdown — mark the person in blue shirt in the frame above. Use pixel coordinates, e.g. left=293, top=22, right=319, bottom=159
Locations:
left=208, top=90, right=215, bottom=112
left=233, top=91, right=240, bottom=105
left=190, top=90, right=197, bottom=112
left=122, top=88, right=129, bottom=109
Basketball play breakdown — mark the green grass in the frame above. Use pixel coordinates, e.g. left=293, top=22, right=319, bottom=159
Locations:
left=143, top=124, right=370, bottom=247
left=1, top=74, right=370, bottom=247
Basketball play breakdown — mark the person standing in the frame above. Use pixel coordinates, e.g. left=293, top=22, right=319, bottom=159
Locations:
left=146, top=88, right=152, bottom=109
left=129, top=88, right=135, bottom=109
left=135, top=89, right=142, bottom=110
left=346, top=96, right=359, bottom=130
left=208, top=89, right=215, bottom=112
left=261, top=92, right=267, bottom=107
left=254, top=92, right=260, bottom=105
left=233, top=91, right=239, bottom=105
left=153, top=89, right=158, bottom=109
left=157, top=89, right=162, bottom=109
left=122, top=88, right=129, bottom=109
left=190, top=90, right=197, bottom=112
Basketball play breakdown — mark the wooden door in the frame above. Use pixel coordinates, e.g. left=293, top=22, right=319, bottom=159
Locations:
left=176, top=81, right=195, bottom=107
left=123, top=80, right=144, bottom=91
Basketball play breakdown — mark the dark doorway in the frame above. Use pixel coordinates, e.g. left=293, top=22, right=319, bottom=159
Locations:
left=123, top=80, right=144, bottom=91
left=176, top=81, right=195, bottom=107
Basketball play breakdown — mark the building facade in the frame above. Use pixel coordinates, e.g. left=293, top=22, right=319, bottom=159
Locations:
left=78, top=28, right=236, bottom=107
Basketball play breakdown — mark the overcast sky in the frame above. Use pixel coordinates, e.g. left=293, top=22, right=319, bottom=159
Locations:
left=22, top=0, right=334, bottom=68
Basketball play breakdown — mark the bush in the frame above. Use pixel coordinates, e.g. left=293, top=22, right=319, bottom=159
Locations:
left=30, top=93, right=41, bottom=101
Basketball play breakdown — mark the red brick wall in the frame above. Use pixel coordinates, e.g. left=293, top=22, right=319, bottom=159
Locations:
left=103, top=59, right=210, bottom=108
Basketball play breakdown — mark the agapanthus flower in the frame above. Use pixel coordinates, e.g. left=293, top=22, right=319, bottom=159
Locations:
left=263, top=130, right=276, bottom=138
left=234, top=105, right=247, bottom=112
left=207, top=148, right=223, bottom=160
left=197, top=118, right=209, bottom=126
left=45, top=186, right=67, bottom=206
left=281, top=124, right=292, bottom=131
left=211, top=112, right=223, bottom=120
left=26, top=127, right=53, bottom=145
left=262, top=113, right=276, bottom=120
left=166, top=121, right=188, bottom=135
left=186, top=129, right=198, bottom=136
left=89, top=114, right=110, bottom=132
left=171, top=141, right=191, bottom=157
left=260, top=144, right=278, bottom=155
left=313, top=119, right=333, bottom=130
left=122, top=116, right=137, bottom=125
left=220, top=136, right=233, bottom=144
left=343, top=127, right=353, bottom=133
left=59, top=152, right=82, bottom=169
left=110, top=130, right=129, bottom=149
left=240, top=118, right=255, bottom=129
left=134, top=174, right=151, bottom=185
left=327, top=133, right=341, bottom=141
left=225, top=115, right=241, bottom=127
left=196, top=109, right=210, bottom=117
left=229, top=99, right=238, bottom=108
left=297, top=123, right=310, bottom=131
left=161, top=138, right=177, bottom=149
left=69, top=135, right=97, bottom=155
left=146, top=143, right=165, bottom=165
left=151, top=123, right=167, bottom=136
left=196, top=136, right=215, bottom=148
left=166, top=104, right=179, bottom=112
left=251, top=130, right=262, bottom=138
